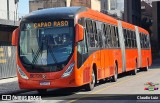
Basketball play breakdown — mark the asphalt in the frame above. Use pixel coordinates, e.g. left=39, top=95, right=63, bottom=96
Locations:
left=0, top=58, right=159, bottom=96
left=0, top=77, right=29, bottom=95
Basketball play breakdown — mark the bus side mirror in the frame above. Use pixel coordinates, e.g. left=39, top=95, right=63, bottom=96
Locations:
left=12, top=28, right=19, bottom=46
left=76, top=24, right=84, bottom=42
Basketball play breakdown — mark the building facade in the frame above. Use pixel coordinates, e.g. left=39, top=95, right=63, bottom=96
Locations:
left=141, top=1, right=152, bottom=31
left=29, top=0, right=100, bottom=12
left=29, top=0, right=66, bottom=12
left=101, top=0, right=141, bottom=26
left=124, top=0, right=141, bottom=26
left=141, top=0, right=152, bottom=6
left=0, top=0, right=19, bottom=21
left=101, top=0, right=124, bottom=19
left=0, top=0, right=19, bottom=79
left=101, top=0, right=124, bottom=11
left=152, top=1, right=160, bottom=58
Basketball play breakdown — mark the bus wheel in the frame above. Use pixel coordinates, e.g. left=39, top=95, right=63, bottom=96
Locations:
left=85, top=70, right=96, bottom=91
left=143, top=59, right=149, bottom=71
left=143, top=66, right=149, bottom=71
left=111, top=64, right=118, bottom=82
left=37, top=89, right=47, bottom=94
left=131, top=62, right=137, bottom=75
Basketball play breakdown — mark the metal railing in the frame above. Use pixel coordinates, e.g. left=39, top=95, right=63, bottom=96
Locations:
left=0, top=46, right=16, bottom=79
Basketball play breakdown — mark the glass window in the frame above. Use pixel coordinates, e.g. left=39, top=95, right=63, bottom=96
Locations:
left=19, top=21, right=74, bottom=66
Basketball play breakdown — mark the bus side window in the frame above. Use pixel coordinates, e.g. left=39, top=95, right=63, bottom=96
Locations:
left=147, top=35, right=150, bottom=48
left=77, top=20, right=88, bottom=68
left=93, top=21, right=97, bottom=35
left=110, top=26, right=114, bottom=48
left=128, top=30, right=132, bottom=48
left=108, top=25, right=112, bottom=48
left=78, top=18, right=85, bottom=26
left=127, top=30, right=131, bottom=48
left=140, top=33, right=143, bottom=48
left=123, top=29, right=127, bottom=48
left=86, top=19, right=95, bottom=48
left=105, top=24, right=110, bottom=48
left=115, top=27, right=120, bottom=48
left=112, top=26, right=118, bottom=48
left=145, top=34, right=147, bottom=49
left=143, top=34, right=145, bottom=48
left=132, top=31, right=135, bottom=48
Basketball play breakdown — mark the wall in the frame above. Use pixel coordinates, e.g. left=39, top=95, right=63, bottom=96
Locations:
left=29, top=0, right=44, bottom=12
left=124, top=0, right=141, bottom=26
left=152, top=1, right=160, bottom=58
left=0, top=0, right=18, bottom=21
left=29, top=0, right=66, bottom=12
left=91, top=0, right=100, bottom=11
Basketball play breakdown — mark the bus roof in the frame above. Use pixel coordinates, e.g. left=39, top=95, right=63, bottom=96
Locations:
left=21, top=6, right=149, bottom=35
left=22, top=7, right=87, bottom=21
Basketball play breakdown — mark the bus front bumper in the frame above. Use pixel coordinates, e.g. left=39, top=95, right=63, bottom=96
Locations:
left=18, top=77, right=77, bottom=89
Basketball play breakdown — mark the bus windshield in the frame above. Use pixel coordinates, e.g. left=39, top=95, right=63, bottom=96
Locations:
left=19, top=21, right=74, bottom=66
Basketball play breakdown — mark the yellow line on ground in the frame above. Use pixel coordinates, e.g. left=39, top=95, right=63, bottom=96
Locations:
left=66, top=71, right=152, bottom=103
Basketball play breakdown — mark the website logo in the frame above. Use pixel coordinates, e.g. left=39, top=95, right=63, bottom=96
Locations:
left=144, top=82, right=159, bottom=91
left=2, top=95, right=11, bottom=100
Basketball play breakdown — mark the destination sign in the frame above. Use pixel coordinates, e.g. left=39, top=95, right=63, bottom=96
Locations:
left=33, top=21, right=69, bottom=28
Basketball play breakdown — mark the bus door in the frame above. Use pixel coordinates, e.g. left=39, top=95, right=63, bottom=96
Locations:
left=96, top=21, right=105, bottom=79
left=77, top=27, right=88, bottom=69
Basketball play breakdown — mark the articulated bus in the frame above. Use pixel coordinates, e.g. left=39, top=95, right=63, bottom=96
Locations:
left=12, top=7, right=152, bottom=93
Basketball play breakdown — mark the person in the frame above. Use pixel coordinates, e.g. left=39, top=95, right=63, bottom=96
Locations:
left=55, top=35, right=63, bottom=45
left=62, top=34, right=67, bottom=43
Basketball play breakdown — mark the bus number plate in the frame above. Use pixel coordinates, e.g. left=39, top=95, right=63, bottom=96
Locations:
left=40, top=81, right=50, bottom=86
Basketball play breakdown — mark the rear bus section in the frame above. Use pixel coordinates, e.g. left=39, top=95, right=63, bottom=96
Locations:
left=138, top=27, right=152, bottom=71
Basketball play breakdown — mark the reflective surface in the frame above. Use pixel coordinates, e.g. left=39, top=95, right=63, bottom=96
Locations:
left=19, top=22, right=74, bottom=66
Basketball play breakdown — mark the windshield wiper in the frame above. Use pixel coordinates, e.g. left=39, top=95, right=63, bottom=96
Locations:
left=31, top=35, right=60, bottom=65
left=47, top=35, right=58, bottom=65
left=47, top=45, right=58, bottom=64
left=32, top=43, right=43, bottom=65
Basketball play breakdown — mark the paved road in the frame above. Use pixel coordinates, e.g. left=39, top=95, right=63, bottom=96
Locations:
left=7, top=62, right=158, bottom=103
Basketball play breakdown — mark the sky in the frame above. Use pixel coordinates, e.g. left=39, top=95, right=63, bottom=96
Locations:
left=18, top=0, right=29, bottom=17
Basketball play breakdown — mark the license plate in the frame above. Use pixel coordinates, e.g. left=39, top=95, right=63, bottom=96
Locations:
left=40, top=81, right=50, bottom=86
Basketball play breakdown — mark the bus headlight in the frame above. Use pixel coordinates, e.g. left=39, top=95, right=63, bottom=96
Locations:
left=17, top=65, right=29, bottom=80
left=62, top=62, right=75, bottom=78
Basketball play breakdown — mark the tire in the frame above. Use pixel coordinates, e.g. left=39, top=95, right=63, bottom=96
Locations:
left=111, top=64, right=118, bottom=82
left=37, top=89, right=47, bottom=94
left=131, top=67, right=137, bottom=75
left=131, top=62, right=138, bottom=75
left=85, top=70, right=96, bottom=91
left=99, top=79, right=107, bottom=84
left=144, top=59, right=149, bottom=71
left=143, top=66, right=149, bottom=71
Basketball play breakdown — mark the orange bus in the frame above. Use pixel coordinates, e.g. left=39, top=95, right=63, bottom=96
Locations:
left=12, top=7, right=152, bottom=93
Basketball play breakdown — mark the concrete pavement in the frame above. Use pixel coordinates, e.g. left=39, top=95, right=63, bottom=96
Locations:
left=0, top=58, right=159, bottom=97
left=0, top=77, right=28, bottom=95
